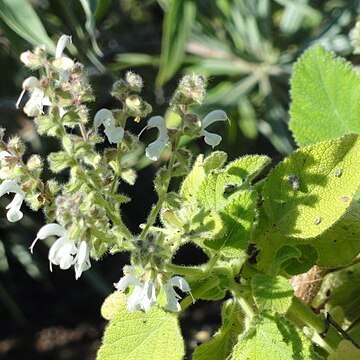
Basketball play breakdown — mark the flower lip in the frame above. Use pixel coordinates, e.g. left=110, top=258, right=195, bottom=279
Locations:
left=143, top=116, right=169, bottom=161
left=200, top=110, right=228, bottom=148
left=0, top=180, right=25, bottom=222
left=94, top=108, right=124, bottom=144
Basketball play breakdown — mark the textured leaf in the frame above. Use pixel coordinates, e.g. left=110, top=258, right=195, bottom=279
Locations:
left=231, top=315, right=319, bottom=360
left=252, top=274, right=294, bottom=314
left=203, top=151, right=227, bottom=174
left=289, top=46, right=360, bottom=147
left=309, top=201, right=360, bottom=267
left=262, top=134, right=360, bottom=238
left=204, top=191, right=257, bottom=258
left=198, top=155, right=270, bottom=211
left=180, top=155, right=205, bottom=201
left=0, top=0, right=55, bottom=54
left=97, top=306, right=184, bottom=360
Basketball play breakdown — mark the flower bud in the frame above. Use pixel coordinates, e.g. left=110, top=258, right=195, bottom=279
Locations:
left=7, top=136, right=26, bottom=157
left=26, top=154, right=43, bottom=172
left=125, top=71, right=143, bottom=93
left=170, top=73, right=207, bottom=108
left=125, top=95, right=152, bottom=118
left=20, top=47, right=46, bottom=69
left=111, top=79, right=129, bottom=100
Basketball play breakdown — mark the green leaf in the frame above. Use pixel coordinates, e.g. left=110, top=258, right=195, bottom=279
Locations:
left=157, top=0, right=196, bottom=86
left=180, top=155, right=206, bottom=201
left=97, top=306, right=185, bottom=360
left=289, top=46, right=360, bottom=147
left=252, top=274, right=294, bottom=314
left=262, top=134, right=360, bottom=238
left=203, top=151, right=228, bottom=174
left=0, top=0, right=55, bottom=54
left=231, top=315, right=320, bottom=360
left=193, top=299, right=243, bottom=360
left=197, top=155, right=270, bottom=212
left=309, top=200, right=360, bottom=267
left=204, top=191, right=257, bottom=258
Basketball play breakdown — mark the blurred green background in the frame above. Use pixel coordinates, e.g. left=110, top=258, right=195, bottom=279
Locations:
left=0, top=0, right=359, bottom=358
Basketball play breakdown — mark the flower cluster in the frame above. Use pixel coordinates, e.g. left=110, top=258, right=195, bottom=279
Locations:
left=114, top=268, right=194, bottom=312
left=30, top=223, right=91, bottom=279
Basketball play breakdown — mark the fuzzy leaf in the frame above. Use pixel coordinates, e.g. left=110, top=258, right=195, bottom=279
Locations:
left=252, top=274, right=294, bottom=314
left=180, top=155, right=205, bottom=201
left=231, top=315, right=319, bottom=360
left=262, top=134, right=360, bottom=238
left=203, top=151, right=228, bottom=174
left=204, top=190, right=257, bottom=258
left=97, top=306, right=184, bottom=360
left=289, top=46, right=360, bottom=147
left=197, top=155, right=270, bottom=211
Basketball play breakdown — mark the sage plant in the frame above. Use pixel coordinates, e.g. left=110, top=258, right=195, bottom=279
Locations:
left=2, top=35, right=360, bottom=359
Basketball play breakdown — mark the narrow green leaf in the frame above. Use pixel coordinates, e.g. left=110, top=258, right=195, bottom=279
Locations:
left=97, top=306, right=185, bottom=360
left=289, top=46, right=360, bottom=147
left=0, top=0, right=55, bottom=54
left=157, top=0, right=196, bottom=86
left=262, top=134, right=360, bottom=238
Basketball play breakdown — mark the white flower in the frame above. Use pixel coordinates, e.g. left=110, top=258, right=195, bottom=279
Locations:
left=16, top=76, right=51, bottom=117
left=200, top=110, right=228, bottom=148
left=52, top=35, right=74, bottom=82
left=114, top=274, right=157, bottom=312
left=163, top=276, right=194, bottom=312
left=94, top=109, right=124, bottom=144
left=30, top=223, right=91, bottom=279
left=0, top=180, right=25, bottom=222
left=144, top=116, right=169, bottom=161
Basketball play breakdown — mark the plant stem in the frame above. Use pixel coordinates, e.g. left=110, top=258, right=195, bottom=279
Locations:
left=139, top=137, right=179, bottom=238
left=287, top=297, right=344, bottom=352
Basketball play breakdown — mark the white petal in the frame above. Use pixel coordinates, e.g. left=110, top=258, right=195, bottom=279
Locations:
left=163, top=284, right=181, bottom=312
left=36, top=223, right=67, bottom=240
left=74, top=241, right=91, bottom=279
left=104, top=124, right=124, bottom=144
left=23, top=88, right=45, bottom=117
left=145, top=134, right=169, bottom=161
left=147, top=116, right=166, bottom=129
left=168, top=276, right=191, bottom=292
left=0, top=180, right=23, bottom=198
left=127, top=285, right=143, bottom=312
left=94, top=109, right=114, bottom=128
left=201, top=129, right=222, bottom=148
left=48, top=237, right=69, bottom=265
left=55, top=35, right=72, bottom=59
left=202, top=110, right=228, bottom=129
left=145, top=116, right=169, bottom=161
left=6, top=193, right=24, bottom=222
left=114, top=274, right=141, bottom=291
left=140, top=280, right=157, bottom=312
left=22, top=76, right=39, bottom=90
left=0, top=151, right=11, bottom=161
